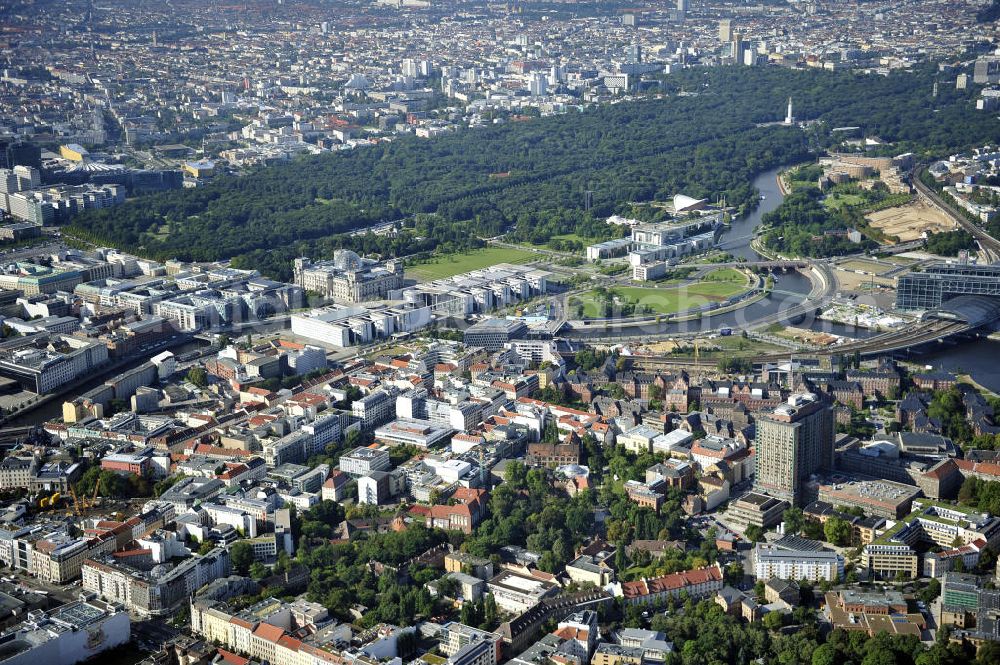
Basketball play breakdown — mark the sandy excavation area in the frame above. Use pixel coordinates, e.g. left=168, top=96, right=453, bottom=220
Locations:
left=866, top=201, right=955, bottom=242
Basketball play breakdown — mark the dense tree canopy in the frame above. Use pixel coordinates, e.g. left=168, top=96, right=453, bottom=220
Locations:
left=67, top=64, right=1000, bottom=279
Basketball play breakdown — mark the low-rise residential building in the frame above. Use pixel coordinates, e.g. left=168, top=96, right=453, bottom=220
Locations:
left=618, top=565, right=723, bottom=605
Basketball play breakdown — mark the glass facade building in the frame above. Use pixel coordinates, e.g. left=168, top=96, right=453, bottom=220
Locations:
left=896, top=264, right=1000, bottom=310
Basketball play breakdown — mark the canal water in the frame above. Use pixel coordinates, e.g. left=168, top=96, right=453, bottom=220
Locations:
left=719, top=166, right=787, bottom=262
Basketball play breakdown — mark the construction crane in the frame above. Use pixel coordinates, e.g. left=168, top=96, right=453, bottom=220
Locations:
left=69, top=487, right=84, bottom=515
left=68, top=481, right=102, bottom=516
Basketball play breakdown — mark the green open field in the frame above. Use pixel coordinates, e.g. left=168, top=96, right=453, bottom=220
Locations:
left=549, top=233, right=589, bottom=244
left=576, top=270, right=749, bottom=318
left=516, top=232, right=596, bottom=253
left=823, top=193, right=865, bottom=209
left=700, top=267, right=746, bottom=283
left=407, top=247, right=537, bottom=281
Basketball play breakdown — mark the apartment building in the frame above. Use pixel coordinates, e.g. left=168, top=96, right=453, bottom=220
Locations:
left=339, top=446, right=391, bottom=476
left=618, top=565, right=723, bottom=605
left=753, top=545, right=844, bottom=582
left=82, top=547, right=230, bottom=617
left=440, top=622, right=502, bottom=665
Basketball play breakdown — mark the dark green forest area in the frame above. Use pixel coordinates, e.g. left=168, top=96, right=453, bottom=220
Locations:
left=68, top=65, right=1000, bottom=279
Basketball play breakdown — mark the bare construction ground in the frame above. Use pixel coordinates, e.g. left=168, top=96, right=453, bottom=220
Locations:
left=866, top=200, right=955, bottom=242
left=834, top=269, right=895, bottom=290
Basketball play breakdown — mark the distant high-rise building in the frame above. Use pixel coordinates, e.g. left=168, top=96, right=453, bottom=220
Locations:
left=622, top=12, right=636, bottom=27
left=0, top=141, right=41, bottom=171
left=627, top=43, right=642, bottom=64
left=401, top=58, right=419, bottom=78
left=677, top=0, right=689, bottom=12
left=785, top=97, right=794, bottom=124
left=548, top=65, right=564, bottom=86
left=529, top=72, right=547, bottom=97
left=730, top=34, right=745, bottom=64
left=974, top=57, right=1000, bottom=85
left=754, top=393, right=833, bottom=506
left=719, top=19, right=732, bottom=43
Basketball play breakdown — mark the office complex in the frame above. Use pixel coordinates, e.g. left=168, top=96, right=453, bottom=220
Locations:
left=338, top=446, right=391, bottom=476
left=0, top=334, right=109, bottom=394
left=896, top=263, right=1000, bottom=310
left=754, top=394, right=834, bottom=506
left=401, top=263, right=550, bottom=316
left=463, top=319, right=528, bottom=352
left=864, top=499, right=1000, bottom=579
left=0, top=599, right=130, bottom=665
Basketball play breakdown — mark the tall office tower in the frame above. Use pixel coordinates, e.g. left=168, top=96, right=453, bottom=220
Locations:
left=0, top=141, right=41, bottom=170
left=13, top=165, right=40, bottom=190
left=0, top=170, right=18, bottom=195
left=677, top=0, right=689, bottom=11
left=529, top=72, right=547, bottom=97
left=719, top=19, right=732, bottom=43
left=754, top=393, right=833, bottom=506
left=731, top=34, right=745, bottom=65
left=401, top=59, right=419, bottom=78
left=548, top=65, right=564, bottom=86
left=627, top=43, right=642, bottom=64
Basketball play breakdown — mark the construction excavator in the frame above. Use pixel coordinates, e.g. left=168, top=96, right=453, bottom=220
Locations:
left=36, top=492, right=60, bottom=510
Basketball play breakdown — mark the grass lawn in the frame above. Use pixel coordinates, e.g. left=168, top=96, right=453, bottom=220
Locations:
left=702, top=266, right=744, bottom=280
left=516, top=233, right=595, bottom=253
left=575, top=277, right=749, bottom=318
left=407, top=247, right=537, bottom=281
left=550, top=233, right=589, bottom=244
left=823, top=193, right=865, bottom=209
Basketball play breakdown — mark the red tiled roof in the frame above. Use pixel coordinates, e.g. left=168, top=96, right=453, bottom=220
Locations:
left=217, top=649, right=251, bottom=665
left=253, top=622, right=286, bottom=642
left=955, top=459, right=1000, bottom=478
left=621, top=565, right=722, bottom=599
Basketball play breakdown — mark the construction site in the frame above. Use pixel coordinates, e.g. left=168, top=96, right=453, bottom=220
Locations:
left=866, top=200, right=956, bottom=242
